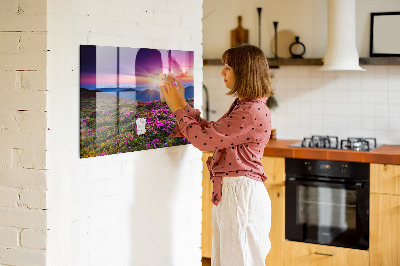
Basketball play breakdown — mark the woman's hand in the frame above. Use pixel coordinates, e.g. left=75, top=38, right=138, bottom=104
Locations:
left=171, top=75, right=187, bottom=108
left=160, top=75, right=186, bottom=113
left=166, top=74, right=187, bottom=108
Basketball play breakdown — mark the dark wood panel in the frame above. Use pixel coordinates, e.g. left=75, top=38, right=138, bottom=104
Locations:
left=204, top=57, right=400, bottom=67
left=360, top=57, right=400, bottom=65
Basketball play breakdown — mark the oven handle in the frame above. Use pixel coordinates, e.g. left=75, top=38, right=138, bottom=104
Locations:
left=286, top=177, right=364, bottom=189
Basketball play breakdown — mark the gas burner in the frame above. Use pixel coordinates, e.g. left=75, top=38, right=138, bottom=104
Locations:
left=301, top=135, right=339, bottom=149
left=340, top=137, right=377, bottom=151
left=290, top=136, right=380, bottom=151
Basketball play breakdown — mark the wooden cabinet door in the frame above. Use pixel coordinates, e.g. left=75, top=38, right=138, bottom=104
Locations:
left=264, top=184, right=284, bottom=266
left=202, top=152, right=213, bottom=258
left=284, top=241, right=369, bottom=266
left=262, top=156, right=285, bottom=186
left=370, top=163, right=400, bottom=195
left=370, top=193, right=400, bottom=266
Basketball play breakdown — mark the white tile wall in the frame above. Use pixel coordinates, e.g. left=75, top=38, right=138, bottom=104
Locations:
left=271, top=65, right=400, bottom=144
left=203, top=65, right=400, bottom=144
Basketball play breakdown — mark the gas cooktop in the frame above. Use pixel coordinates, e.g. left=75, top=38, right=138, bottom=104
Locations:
left=289, top=135, right=383, bottom=151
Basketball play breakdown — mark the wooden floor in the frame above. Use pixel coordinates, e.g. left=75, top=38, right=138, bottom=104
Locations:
left=202, top=257, right=211, bottom=266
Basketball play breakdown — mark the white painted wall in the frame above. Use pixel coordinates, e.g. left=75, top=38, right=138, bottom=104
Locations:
left=203, top=0, right=400, bottom=58
left=46, top=0, right=203, bottom=266
left=203, top=0, right=400, bottom=145
left=0, top=0, right=48, bottom=265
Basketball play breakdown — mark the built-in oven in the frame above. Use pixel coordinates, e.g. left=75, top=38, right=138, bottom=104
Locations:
left=285, top=158, right=370, bottom=250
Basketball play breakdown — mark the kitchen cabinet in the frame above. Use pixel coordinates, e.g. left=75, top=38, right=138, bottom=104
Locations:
left=370, top=163, right=400, bottom=195
left=202, top=156, right=400, bottom=265
left=370, top=193, right=400, bottom=266
left=261, top=156, right=285, bottom=266
left=201, top=154, right=286, bottom=266
left=370, top=163, right=400, bottom=266
left=264, top=184, right=284, bottom=266
left=201, top=152, right=214, bottom=258
left=284, top=241, right=369, bottom=266
left=261, top=156, right=285, bottom=186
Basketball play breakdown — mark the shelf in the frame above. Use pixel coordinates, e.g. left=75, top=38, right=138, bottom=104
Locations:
left=203, top=58, right=322, bottom=67
left=203, top=57, right=400, bottom=67
left=268, top=58, right=323, bottom=67
left=359, top=57, right=400, bottom=65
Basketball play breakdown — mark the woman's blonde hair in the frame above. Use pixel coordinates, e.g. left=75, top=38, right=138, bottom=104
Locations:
left=221, top=44, right=273, bottom=99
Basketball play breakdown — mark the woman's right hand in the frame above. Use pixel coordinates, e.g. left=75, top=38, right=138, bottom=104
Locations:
left=167, top=74, right=187, bottom=108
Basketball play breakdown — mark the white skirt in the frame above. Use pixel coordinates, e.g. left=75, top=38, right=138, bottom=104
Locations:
left=212, top=176, right=271, bottom=266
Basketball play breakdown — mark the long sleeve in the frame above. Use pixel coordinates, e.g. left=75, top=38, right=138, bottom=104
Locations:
left=172, top=105, right=257, bottom=152
left=169, top=104, right=211, bottom=137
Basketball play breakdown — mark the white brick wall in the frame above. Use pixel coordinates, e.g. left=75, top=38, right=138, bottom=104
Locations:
left=0, top=247, right=46, bottom=266
left=0, top=0, right=48, bottom=265
left=46, top=1, right=203, bottom=266
left=21, top=229, right=47, bottom=250
left=3, top=0, right=203, bottom=264
left=0, top=187, right=19, bottom=208
left=0, top=227, right=19, bottom=247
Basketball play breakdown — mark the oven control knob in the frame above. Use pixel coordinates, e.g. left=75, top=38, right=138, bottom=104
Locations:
left=340, top=164, right=347, bottom=174
left=304, top=162, right=312, bottom=171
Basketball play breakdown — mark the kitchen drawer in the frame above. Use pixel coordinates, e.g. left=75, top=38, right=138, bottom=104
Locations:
left=284, top=241, right=369, bottom=266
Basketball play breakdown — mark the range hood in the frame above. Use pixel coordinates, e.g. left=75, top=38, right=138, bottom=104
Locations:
left=320, top=0, right=365, bottom=71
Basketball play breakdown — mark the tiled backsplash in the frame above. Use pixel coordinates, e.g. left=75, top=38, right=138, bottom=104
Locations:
left=271, top=65, right=400, bottom=144
left=203, top=65, right=400, bottom=144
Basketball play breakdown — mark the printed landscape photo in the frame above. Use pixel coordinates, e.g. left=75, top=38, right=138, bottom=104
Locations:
left=80, top=45, right=194, bottom=158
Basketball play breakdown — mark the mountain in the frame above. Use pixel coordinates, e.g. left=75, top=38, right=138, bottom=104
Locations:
left=83, top=85, right=194, bottom=102
left=95, top=87, right=125, bottom=93
left=119, top=88, right=138, bottom=101
left=80, top=88, right=100, bottom=98
left=121, top=88, right=137, bottom=92
left=136, top=89, right=160, bottom=101
left=184, top=86, right=194, bottom=99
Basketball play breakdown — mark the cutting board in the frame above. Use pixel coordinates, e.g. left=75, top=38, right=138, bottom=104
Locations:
left=231, top=16, right=249, bottom=48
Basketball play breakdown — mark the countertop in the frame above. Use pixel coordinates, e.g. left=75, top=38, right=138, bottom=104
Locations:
left=263, top=139, right=400, bottom=165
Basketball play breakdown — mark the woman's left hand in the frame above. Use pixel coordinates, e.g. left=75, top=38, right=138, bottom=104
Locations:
left=160, top=76, right=185, bottom=113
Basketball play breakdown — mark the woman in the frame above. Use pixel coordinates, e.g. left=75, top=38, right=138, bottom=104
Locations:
left=161, top=44, right=273, bottom=266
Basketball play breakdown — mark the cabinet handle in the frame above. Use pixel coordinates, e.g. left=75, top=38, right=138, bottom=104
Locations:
left=314, top=252, right=335, bottom=257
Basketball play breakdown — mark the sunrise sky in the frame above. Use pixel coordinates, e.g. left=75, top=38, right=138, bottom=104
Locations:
left=80, top=45, right=194, bottom=90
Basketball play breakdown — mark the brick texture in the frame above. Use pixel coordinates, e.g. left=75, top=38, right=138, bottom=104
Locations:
left=0, top=208, right=47, bottom=230
left=0, top=187, right=19, bottom=208
left=0, top=247, right=46, bottom=266
left=19, top=189, right=47, bottom=209
left=0, top=227, right=19, bottom=247
left=21, top=229, right=46, bottom=250
left=0, top=0, right=47, bottom=264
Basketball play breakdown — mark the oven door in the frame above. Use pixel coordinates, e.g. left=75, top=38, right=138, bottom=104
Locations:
left=285, top=177, right=369, bottom=250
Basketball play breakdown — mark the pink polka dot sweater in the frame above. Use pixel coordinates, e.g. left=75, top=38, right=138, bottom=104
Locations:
left=170, top=97, right=272, bottom=206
